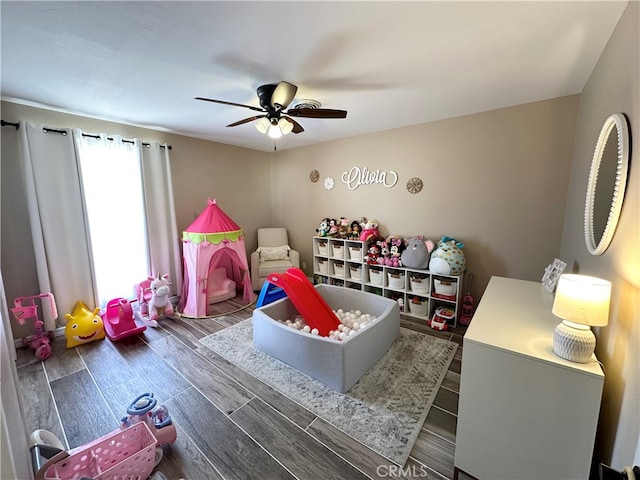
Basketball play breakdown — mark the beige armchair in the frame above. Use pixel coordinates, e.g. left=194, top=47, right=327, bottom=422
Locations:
left=251, top=228, right=300, bottom=291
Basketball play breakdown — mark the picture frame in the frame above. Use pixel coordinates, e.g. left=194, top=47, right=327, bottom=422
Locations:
left=542, top=258, right=567, bottom=293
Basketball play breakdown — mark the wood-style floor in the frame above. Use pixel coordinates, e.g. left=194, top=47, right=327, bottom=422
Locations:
left=15, top=295, right=473, bottom=480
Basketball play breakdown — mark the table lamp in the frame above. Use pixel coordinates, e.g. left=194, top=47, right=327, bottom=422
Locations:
left=552, top=274, right=611, bottom=363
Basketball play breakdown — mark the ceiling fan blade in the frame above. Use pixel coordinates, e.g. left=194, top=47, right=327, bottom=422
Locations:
left=271, top=82, right=298, bottom=110
left=285, top=108, right=347, bottom=119
left=226, top=115, right=266, bottom=127
left=282, top=116, right=304, bottom=134
left=195, top=97, right=265, bottom=113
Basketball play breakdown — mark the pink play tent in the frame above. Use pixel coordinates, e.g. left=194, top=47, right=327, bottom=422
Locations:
left=178, top=199, right=254, bottom=317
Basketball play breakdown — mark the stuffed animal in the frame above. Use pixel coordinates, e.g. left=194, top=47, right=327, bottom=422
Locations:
left=429, top=236, right=466, bottom=275
left=377, top=240, right=390, bottom=265
left=360, top=219, right=379, bottom=243
left=364, top=242, right=381, bottom=265
left=327, top=218, right=339, bottom=237
left=348, top=220, right=362, bottom=240
left=401, top=236, right=435, bottom=269
left=316, top=218, right=330, bottom=237
left=338, top=217, right=350, bottom=238
left=149, top=274, right=175, bottom=321
left=386, top=236, right=405, bottom=267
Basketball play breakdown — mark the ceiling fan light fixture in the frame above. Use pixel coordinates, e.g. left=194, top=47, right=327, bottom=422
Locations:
left=278, top=118, right=294, bottom=135
left=267, top=123, right=283, bottom=139
left=255, top=117, right=270, bottom=134
left=196, top=82, right=346, bottom=138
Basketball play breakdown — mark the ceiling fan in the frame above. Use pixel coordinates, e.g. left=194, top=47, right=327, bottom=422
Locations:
left=195, top=81, right=347, bottom=139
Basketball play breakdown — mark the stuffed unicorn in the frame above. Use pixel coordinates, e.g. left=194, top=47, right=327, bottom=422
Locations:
left=149, top=274, right=175, bottom=321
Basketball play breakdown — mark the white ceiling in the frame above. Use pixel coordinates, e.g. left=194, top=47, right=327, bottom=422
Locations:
left=1, top=1, right=628, bottom=152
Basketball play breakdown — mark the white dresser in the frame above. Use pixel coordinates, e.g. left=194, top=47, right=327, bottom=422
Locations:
left=454, top=276, right=604, bottom=480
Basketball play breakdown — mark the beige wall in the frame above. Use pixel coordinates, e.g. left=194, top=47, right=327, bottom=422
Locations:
left=559, top=1, right=639, bottom=470
left=272, top=95, right=579, bottom=302
left=3, top=95, right=579, bottom=308
left=1, top=96, right=578, bottom=333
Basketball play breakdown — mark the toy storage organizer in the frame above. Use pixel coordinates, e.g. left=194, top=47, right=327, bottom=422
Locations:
left=313, top=236, right=463, bottom=327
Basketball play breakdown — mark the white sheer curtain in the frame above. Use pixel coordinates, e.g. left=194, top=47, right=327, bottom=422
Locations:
left=19, top=122, right=95, bottom=325
left=140, top=142, right=182, bottom=296
left=74, top=133, right=149, bottom=305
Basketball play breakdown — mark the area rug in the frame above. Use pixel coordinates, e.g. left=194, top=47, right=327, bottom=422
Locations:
left=199, top=319, right=457, bottom=466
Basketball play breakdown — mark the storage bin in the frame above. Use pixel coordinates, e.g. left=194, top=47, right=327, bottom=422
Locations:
left=434, top=278, right=456, bottom=296
left=317, top=242, right=328, bottom=256
left=349, top=265, right=362, bottom=280
left=348, top=246, right=363, bottom=262
left=369, top=268, right=383, bottom=285
left=387, top=271, right=405, bottom=290
left=408, top=297, right=428, bottom=316
left=41, top=422, right=156, bottom=480
left=410, top=276, right=429, bottom=293
left=317, top=259, right=328, bottom=274
left=334, top=262, right=345, bottom=277
left=331, top=244, right=344, bottom=258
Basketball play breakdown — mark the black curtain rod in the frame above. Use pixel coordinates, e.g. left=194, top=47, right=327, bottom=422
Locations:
left=1, top=119, right=172, bottom=150
left=80, top=132, right=172, bottom=150
left=1, top=120, right=19, bottom=130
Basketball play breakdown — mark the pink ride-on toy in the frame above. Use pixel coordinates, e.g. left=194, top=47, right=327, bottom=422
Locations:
left=101, top=298, right=146, bottom=341
left=10, top=293, right=57, bottom=361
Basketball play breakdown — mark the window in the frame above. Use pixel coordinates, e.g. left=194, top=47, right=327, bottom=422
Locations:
left=76, top=137, right=149, bottom=306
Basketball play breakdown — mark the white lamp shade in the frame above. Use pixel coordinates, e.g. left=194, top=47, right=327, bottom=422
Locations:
left=278, top=118, right=294, bottom=135
left=267, top=124, right=282, bottom=139
left=552, top=274, right=611, bottom=327
left=255, top=117, right=270, bottom=134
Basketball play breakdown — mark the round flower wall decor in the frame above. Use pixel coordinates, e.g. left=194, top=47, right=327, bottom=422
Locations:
left=406, top=177, right=423, bottom=194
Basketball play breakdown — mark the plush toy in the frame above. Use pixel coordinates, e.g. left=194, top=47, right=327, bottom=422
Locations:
left=360, top=219, right=380, bottom=243
left=64, top=300, right=105, bottom=348
left=429, top=236, right=466, bottom=275
left=377, top=240, right=390, bottom=265
left=386, top=236, right=405, bottom=267
left=400, top=236, right=435, bottom=269
left=149, top=273, right=175, bottom=321
left=327, top=218, right=339, bottom=237
left=364, top=242, right=381, bottom=265
left=316, top=218, right=330, bottom=237
left=348, top=220, right=362, bottom=240
left=338, top=217, right=350, bottom=238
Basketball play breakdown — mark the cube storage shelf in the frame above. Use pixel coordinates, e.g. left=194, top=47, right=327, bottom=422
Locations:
left=313, top=236, right=463, bottom=327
